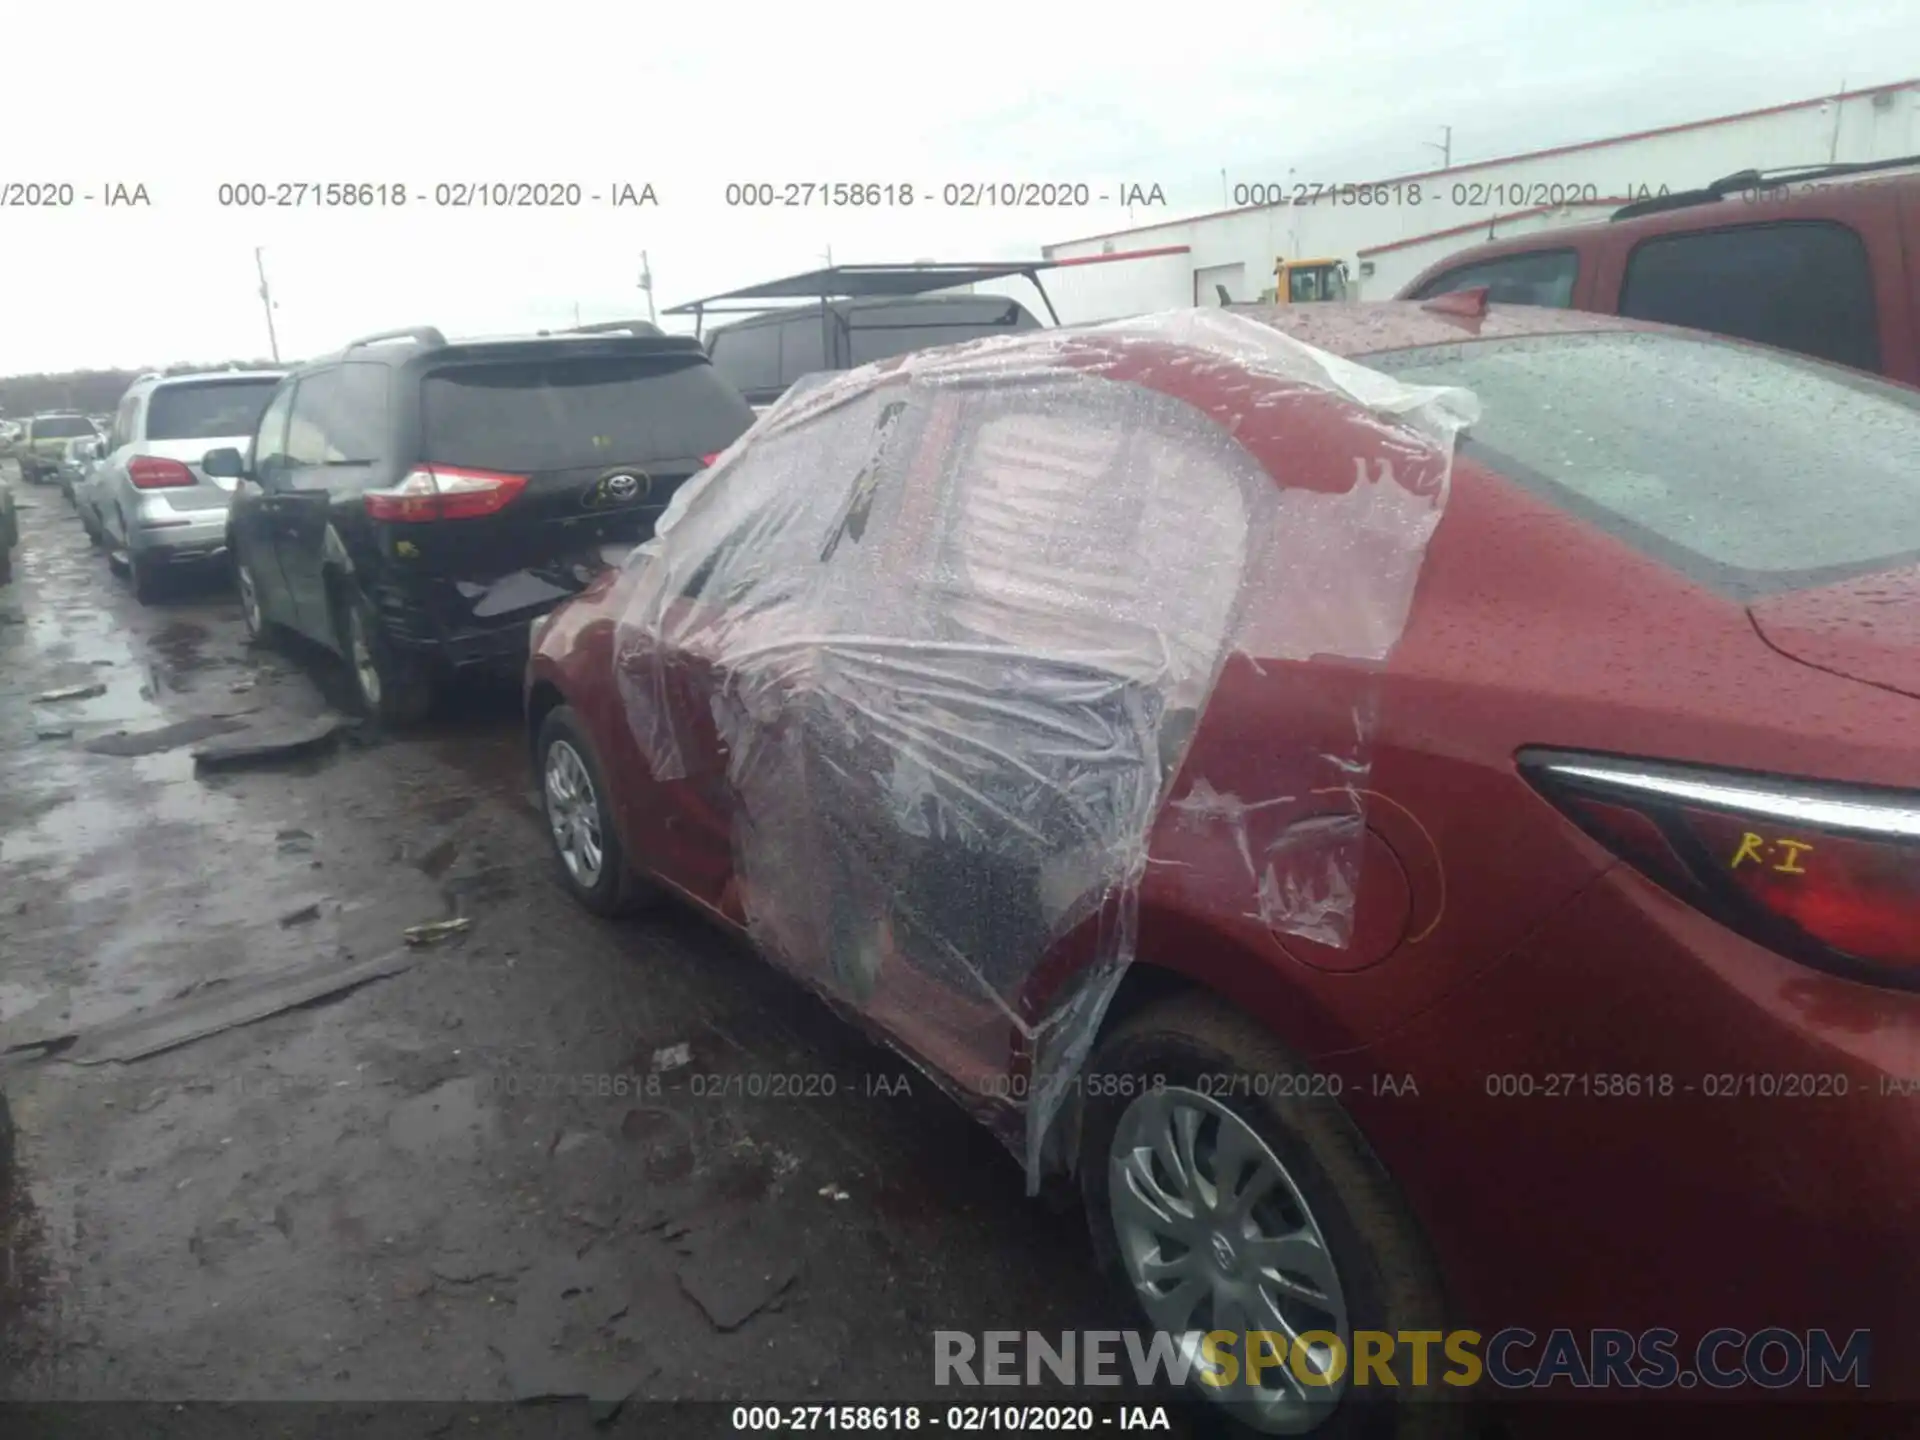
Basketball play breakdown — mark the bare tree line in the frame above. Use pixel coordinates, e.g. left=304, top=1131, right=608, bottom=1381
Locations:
left=1, top=359, right=282, bottom=418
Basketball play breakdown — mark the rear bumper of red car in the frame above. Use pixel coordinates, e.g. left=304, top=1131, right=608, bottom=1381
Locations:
left=1340, top=862, right=1920, bottom=1402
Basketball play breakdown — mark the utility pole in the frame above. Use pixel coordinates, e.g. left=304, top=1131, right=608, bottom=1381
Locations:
left=254, top=247, right=280, bottom=363
left=1424, top=125, right=1453, bottom=170
left=638, top=252, right=657, bottom=324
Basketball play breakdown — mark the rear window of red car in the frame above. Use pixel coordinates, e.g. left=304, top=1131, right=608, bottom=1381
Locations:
left=1367, top=330, right=1920, bottom=597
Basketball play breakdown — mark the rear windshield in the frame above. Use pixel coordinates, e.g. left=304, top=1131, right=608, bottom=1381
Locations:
left=1367, top=331, right=1920, bottom=596
left=421, top=355, right=755, bottom=471
left=147, top=380, right=281, bottom=441
left=34, top=415, right=94, bottom=439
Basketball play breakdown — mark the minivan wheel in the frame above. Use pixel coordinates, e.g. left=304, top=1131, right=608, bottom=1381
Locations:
left=536, top=705, right=656, bottom=916
left=234, top=556, right=267, bottom=641
left=338, top=589, right=434, bottom=728
left=1078, top=994, right=1462, bottom=1440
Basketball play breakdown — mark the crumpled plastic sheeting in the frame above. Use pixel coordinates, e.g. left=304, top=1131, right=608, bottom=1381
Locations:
left=611, top=310, right=1476, bottom=1184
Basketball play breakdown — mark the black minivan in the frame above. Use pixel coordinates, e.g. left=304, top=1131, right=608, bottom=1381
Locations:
left=206, top=324, right=756, bottom=725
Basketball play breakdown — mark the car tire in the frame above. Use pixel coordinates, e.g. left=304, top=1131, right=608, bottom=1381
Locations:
left=129, top=549, right=164, bottom=604
left=107, top=512, right=132, bottom=574
left=1078, top=993, right=1464, bottom=1440
left=334, top=585, right=435, bottom=728
left=234, top=553, right=271, bottom=642
left=536, top=704, right=657, bottom=917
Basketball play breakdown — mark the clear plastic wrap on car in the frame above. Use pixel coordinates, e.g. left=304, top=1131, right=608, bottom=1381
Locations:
left=611, top=310, right=1476, bottom=1184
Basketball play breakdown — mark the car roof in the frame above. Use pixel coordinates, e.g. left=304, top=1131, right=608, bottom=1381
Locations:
left=709, top=293, right=1033, bottom=337
left=292, top=330, right=706, bottom=373
left=147, top=369, right=286, bottom=388
left=1398, top=167, right=1918, bottom=287
left=1228, top=299, right=1657, bottom=357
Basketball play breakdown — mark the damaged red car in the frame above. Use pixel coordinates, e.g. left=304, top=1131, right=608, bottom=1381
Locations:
left=526, top=301, right=1920, bottom=1435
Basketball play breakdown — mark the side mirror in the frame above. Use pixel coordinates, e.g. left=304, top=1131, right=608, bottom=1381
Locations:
left=201, top=446, right=245, bottom=479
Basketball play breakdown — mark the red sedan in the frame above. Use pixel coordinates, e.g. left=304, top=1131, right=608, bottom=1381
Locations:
left=527, top=299, right=1919, bottom=1435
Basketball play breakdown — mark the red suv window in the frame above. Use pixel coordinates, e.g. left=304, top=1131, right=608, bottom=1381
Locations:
left=1619, top=221, right=1880, bottom=372
left=1409, top=249, right=1579, bottom=307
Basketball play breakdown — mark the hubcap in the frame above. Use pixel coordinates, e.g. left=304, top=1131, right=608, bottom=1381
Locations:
left=1109, top=1087, right=1350, bottom=1433
left=544, top=740, right=604, bottom=887
left=348, top=608, right=382, bottom=707
left=237, top=564, right=262, bottom=635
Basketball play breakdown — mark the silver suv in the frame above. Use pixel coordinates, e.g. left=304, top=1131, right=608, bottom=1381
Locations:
left=82, top=368, right=285, bottom=602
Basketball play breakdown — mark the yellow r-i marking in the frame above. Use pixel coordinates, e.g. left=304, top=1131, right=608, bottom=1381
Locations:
left=1729, top=830, right=1815, bottom=874
left=1773, top=838, right=1814, bottom=874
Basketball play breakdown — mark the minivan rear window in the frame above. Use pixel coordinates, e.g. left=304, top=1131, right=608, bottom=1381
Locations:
left=1367, top=331, right=1920, bottom=595
left=147, top=379, right=282, bottom=441
left=422, top=355, right=756, bottom=471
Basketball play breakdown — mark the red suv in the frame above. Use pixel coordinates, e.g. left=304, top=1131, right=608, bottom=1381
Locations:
left=1399, top=156, right=1920, bottom=384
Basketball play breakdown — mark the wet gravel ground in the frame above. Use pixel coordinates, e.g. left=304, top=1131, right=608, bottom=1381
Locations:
left=0, top=467, right=1156, bottom=1424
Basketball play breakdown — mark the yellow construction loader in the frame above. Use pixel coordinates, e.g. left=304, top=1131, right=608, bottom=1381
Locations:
left=1259, top=257, right=1351, bottom=303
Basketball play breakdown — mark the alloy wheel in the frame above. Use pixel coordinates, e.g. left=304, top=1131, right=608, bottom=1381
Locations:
left=1108, top=1086, right=1350, bottom=1434
left=544, top=739, right=605, bottom=888
left=347, top=606, right=383, bottom=709
left=236, top=562, right=263, bottom=638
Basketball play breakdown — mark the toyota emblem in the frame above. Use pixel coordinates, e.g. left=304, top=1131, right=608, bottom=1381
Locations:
left=603, top=472, right=643, bottom=501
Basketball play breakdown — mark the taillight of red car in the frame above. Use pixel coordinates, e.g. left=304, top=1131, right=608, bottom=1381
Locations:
left=128, top=456, right=197, bottom=489
left=1522, top=750, right=1920, bottom=984
left=364, top=465, right=528, bottom=523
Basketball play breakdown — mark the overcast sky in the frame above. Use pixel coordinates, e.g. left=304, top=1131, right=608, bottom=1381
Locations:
left=4, top=0, right=1914, bottom=374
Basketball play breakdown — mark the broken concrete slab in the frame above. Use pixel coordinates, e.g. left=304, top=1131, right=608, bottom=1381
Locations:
left=32, top=682, right=108, bottom=703
left=492, top=1251, right=657, bottom=1406
left=675, top=1213, right=803, bottom=1331
left=278, top=899, right=325, bottom=927
left=403, top=916, right=471, bottom=947
left=86, top=713, right=251, bottom=757
left=191, top=714, right=352, bottom=770
left=48, top=949, right=418, bottom=1065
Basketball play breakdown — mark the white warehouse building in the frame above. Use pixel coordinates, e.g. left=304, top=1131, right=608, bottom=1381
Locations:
left=984, top=79, right=1920, bottom=322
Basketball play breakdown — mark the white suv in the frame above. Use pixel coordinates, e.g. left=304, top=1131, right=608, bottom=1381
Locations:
left=79, top=368, right=284, bottom=602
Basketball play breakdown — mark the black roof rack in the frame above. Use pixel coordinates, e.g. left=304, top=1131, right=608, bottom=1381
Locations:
left=345, top=326, right=448, bottom=351
left=1611, top=151, right=1920, bottom=221
left=336, top=321, right=688, bottom=360
left=665, top=261, right=1063, bottom=337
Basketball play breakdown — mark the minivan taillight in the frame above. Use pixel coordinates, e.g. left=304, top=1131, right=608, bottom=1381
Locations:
left=128, top=456, right=197, bottom=489
left=364, top=465, right=528, bottom=522
left=1523, top=750, right=1920, bottom=984
left=700, top=452, right=721, bottom=467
